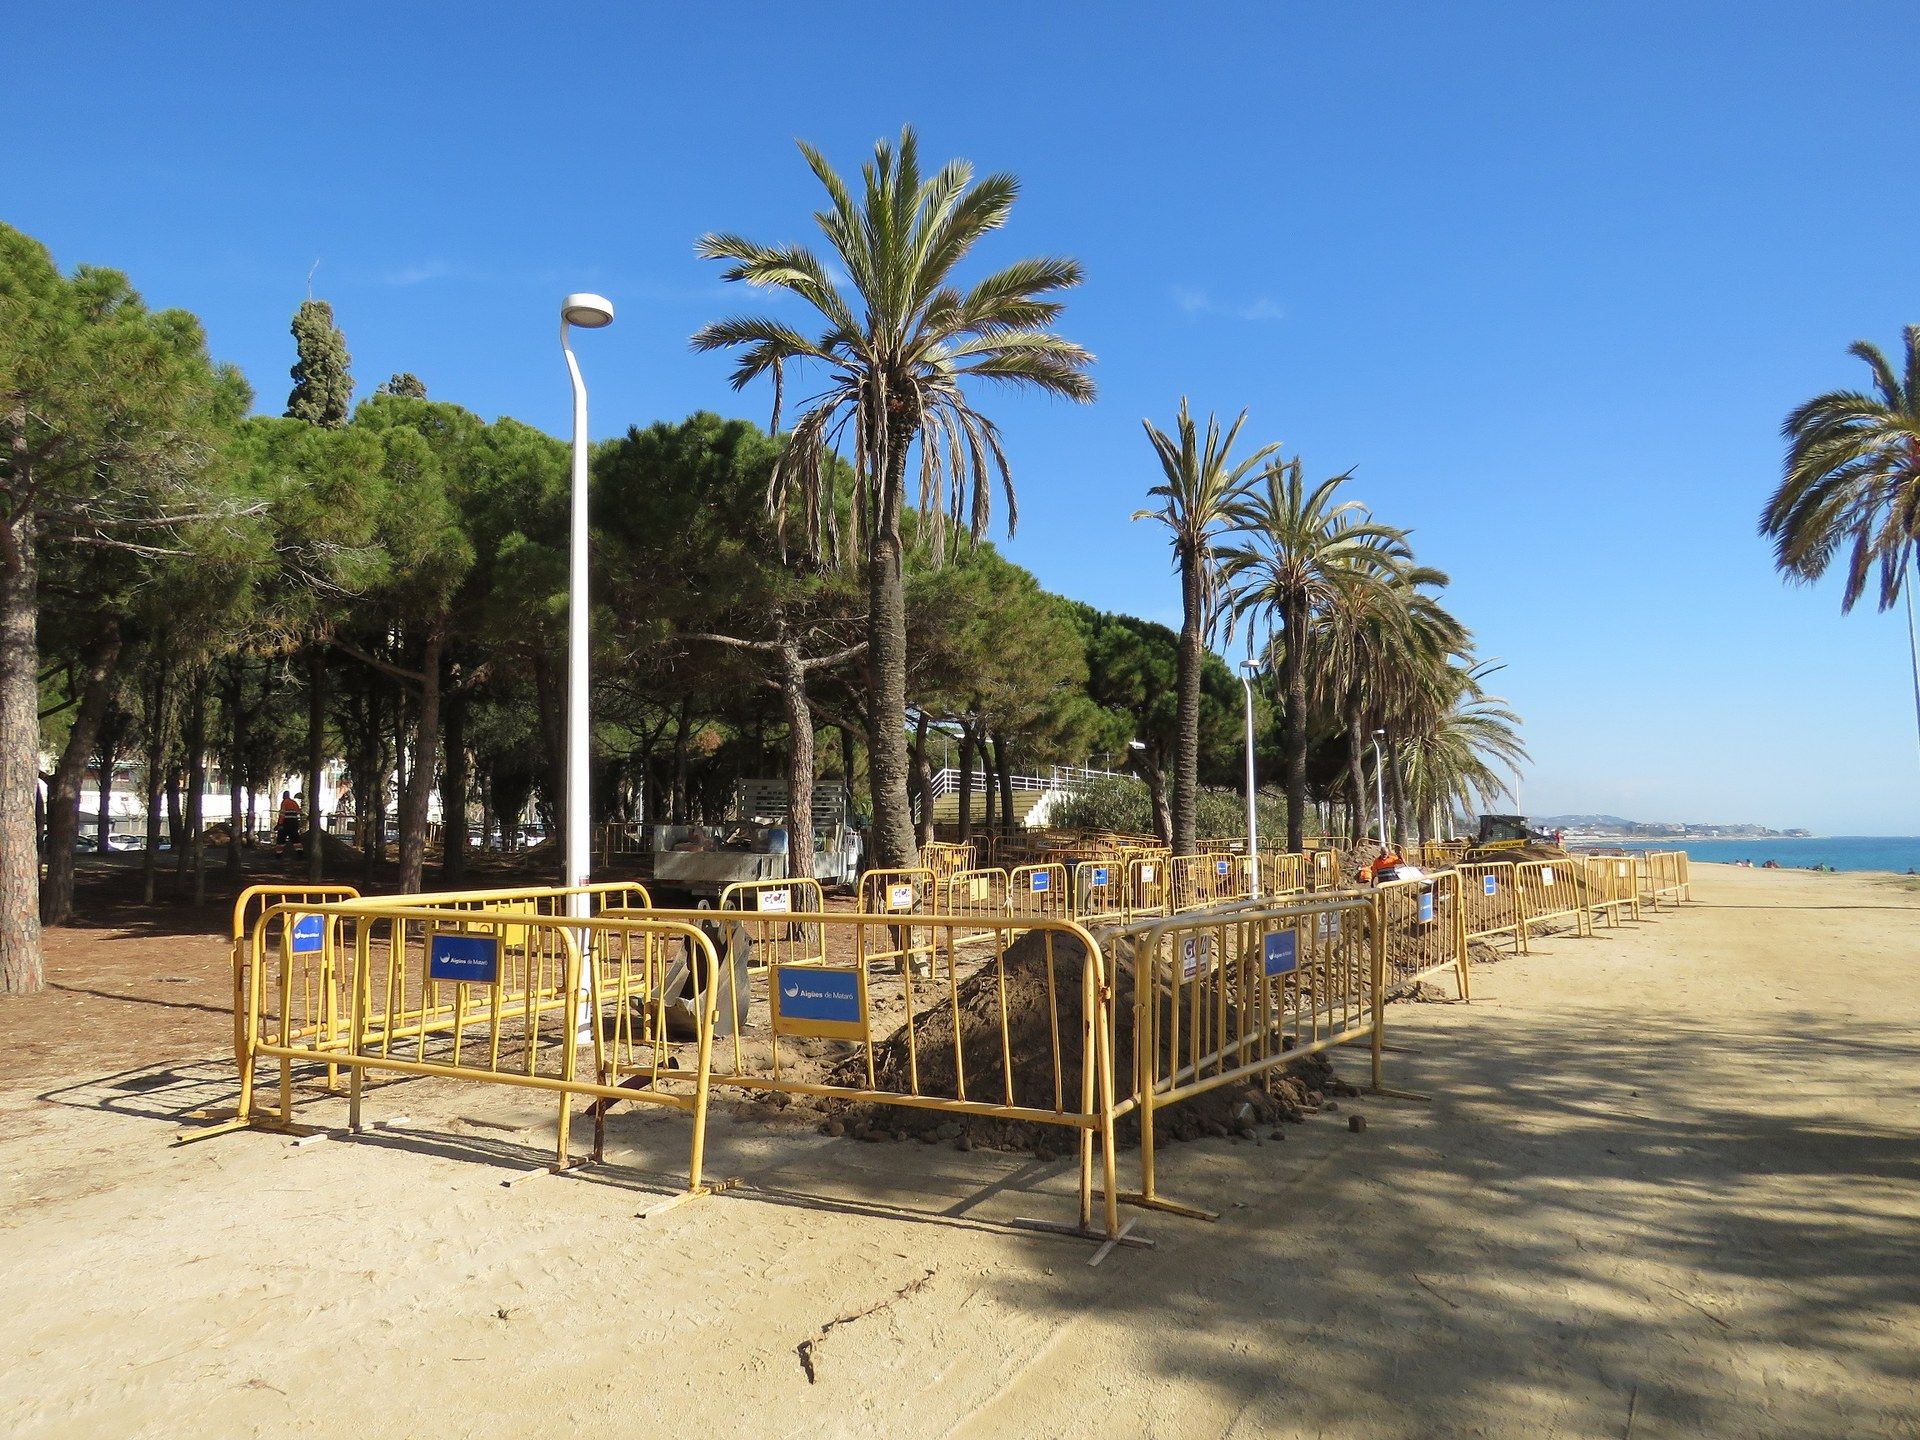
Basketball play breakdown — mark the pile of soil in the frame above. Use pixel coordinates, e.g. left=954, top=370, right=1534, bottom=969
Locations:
left=802, top=928, right=1350, bottom=1156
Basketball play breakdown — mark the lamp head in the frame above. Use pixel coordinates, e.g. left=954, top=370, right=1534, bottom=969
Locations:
left=561, top=293, right=614, bottom=329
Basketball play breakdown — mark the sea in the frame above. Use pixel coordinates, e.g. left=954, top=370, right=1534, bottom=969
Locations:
left=1581, top=836, right=1920, bottom=874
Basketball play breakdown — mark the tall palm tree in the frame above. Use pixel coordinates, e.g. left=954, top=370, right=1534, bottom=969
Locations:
left=1135, top=403, right=1277, bottom=854
left=1223, top=460, right=1402, bottom=850
left=1400, top=662, right=1528, bottom=839
left=692, top=127, right=1094, bottom=868
left=1759, top=325, right=1920, bottom=755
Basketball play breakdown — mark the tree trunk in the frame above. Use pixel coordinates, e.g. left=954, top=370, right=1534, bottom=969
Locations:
left=1387, top=741, right=1409, bottom=850
left=178, top=666, right=209, bottom=903
left=140, top=648, right=170, bottom=905
left=1281, top=595, right=1308, bottom=852
left=669, top=695, right=691, bottom=824
left=839, top=726, right=858, bottom=819
left=0, top=504, right=43, bottom=992
left=396, top=635, right=443, bottom=895
left=1138, top=747, right=1173, bottom=847
left=306, top=646, right=327, bottom=881
left=96, top=735, right=116, bottom=858
left=993, top=732, right=1014, bottom=834
left=1172, top=546, right=1204, bottom=855
left=910, top=711, right=933, bottom=847
left=777, top=642, right=817, bottom=882
left=41, top=624, right=124, bottom=925
left=864, top=485, right=917, bottom=869
left=956, top=727, right=976, bottom=845
left=1345, top=688, right=1367, bottom=847
left=225, top=658, right=247, bottom=882
left=439, top=679, right=468, bottom=886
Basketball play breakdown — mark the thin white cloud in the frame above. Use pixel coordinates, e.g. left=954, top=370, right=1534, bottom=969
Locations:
left=1170, top=286, right=1286, bottom=323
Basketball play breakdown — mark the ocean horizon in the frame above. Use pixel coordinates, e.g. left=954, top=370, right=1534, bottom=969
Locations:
left=1581, top=835, right=1920, bottom=874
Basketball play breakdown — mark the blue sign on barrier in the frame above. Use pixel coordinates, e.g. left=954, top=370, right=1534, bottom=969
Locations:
left=772, top=965, right=866, bottom=1040
left=1091, top=866, right=1109, bottom=887
left=428, top=933, right=501, bottom=984
left=289, top=913, right=324, bottom=955
left=1215, top=858, right=1231, bottom=877
left=1263, top=930, right=1298, bottom=976
left=1419, top=890, right=1435, bottom=924
left=1030, top=871, right=1051, bottom=893
left=1483, top=874, right=1498, bottom=897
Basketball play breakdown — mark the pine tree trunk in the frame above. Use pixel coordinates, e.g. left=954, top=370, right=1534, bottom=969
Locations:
left=306, top=647, right=327, bottom=881
left=396, top=636, right=443, bottom=895
left=1281, top=594, right=1308, bottom=852
left=1172, top=546, right=1204, bottom=855
left=0, top=502, right=43, bottom=993
left=179, top=668, right=209, bottom=904
left=439, top=680, right=468, bottom=886
left=42, top=624, right=124, bottom=925
left=96, top=737, right=115, bottom=858
left=778, top=642, right=817, bottom=882
left=993, top=732, right=1014, bottom=833
left=225, top=658, right=247, bottom=882
left=956, top=727, right=975, bottom=845
left=140, top=650, right=169, bottom=905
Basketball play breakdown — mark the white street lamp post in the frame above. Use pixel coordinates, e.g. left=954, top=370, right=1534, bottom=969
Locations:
left=560, top=293, right=612, bottom=1034
left=1371, top=728, right=1388, bottom=849
left=1239, top=660, right=1261, bottom=899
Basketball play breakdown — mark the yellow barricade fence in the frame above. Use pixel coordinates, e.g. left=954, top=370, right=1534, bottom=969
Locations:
left=226, top=884, right=363, bottom=1092
left=856, top=867, right=937, bottom=975
left=1008, top=863, right=1072, bottom=924
left=1581, top=854, right=1642, bottom=928
left=241, top=903, right=723, bottom=1196
left=1458, top=861, right=1527, bottom=954
left=1260, top=851, right=1307, bottom=896
left=1072, top=859, right=1127, bottom=924
left=922, top=841, right=975, bottom=887
left=719, top=876, right=828, bottom=969
left=1102, top=893, right=1385, bottom=1218
left=941, top=866, right=1010, bottom=922
left=1514, top=859, right=1591, bottom=941
left=1374, top=871, right=1469, bottom=999
left=1305, top=847, right=1337, bottom=891
left=1169, top=853, right=1252, bottom=912
left=1641, top=850, right=1688, bottom=907
left=1126, top=855, right=1169, bottom=919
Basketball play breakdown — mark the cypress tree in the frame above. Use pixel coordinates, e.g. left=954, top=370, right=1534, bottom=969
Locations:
left=286, top=299, right=352, bottom=427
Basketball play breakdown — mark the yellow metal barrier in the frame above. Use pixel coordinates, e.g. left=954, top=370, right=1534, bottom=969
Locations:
left=1514, top=859, right=1591, bottom=941
left=1307, top=848, right=1337, bottom=891
left=242, top=903, right=723, bottom=1195
left=940, top=866, right=1010, bottom=922
left=719, top=876, right=829, bottom=970
left=922, top=841, right=975, bottom=887
left=1072, top=859, right=1127, bottom=924
left=1169, top=853, right=1251, bottom=912
left=1259, top=851, right=1307, bottom=896
left=1103, top=893, right=1385, bottom=1219
left=1458, top=860, right=1527, bottom=954
left=1641, top=850, right=1688, bottom=907
left=1126, top=855, right=1169, bottom=920
left=856, top=867, right=937, bottom=976
left=224, top=884, right=362, bottom=1095
left=1581, top=854, right=1643, bottom=928
left=1374, top=871, right=1469, bottom=999
left=1008, top=863, right=1072, bottom=924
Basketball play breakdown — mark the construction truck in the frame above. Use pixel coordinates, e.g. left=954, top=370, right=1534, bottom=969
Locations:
left=648, top=778, right=862, bottom=906
left=1469, top=814, right=1566, bottom=863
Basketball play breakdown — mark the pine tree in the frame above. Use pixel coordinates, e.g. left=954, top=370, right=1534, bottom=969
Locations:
left=376, top=372, right=427, bottom=399
left=286, top=299, right=352, bottom=427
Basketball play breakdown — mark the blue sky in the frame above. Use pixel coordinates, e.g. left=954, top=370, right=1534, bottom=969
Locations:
left=8, top=3, right=1919, bottom=832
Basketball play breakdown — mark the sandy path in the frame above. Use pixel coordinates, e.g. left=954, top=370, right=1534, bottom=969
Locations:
left=2, top=863, right=1916, bottom=1439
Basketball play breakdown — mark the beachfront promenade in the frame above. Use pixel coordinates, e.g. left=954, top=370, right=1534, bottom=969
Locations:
left=3, top=861, right=1915, bottom=1438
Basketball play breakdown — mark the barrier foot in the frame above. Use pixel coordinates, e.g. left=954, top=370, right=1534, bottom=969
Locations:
left=171, top=1114, right=256, bottom=1146
left=1008, top=1216, right=1157, bottom=1256
left=1114, top=1190, right=1220, bottom=1222
left=1366, top=1085, right=1432, bottom=1103
left=636, top=1176, right=739, bottom=1221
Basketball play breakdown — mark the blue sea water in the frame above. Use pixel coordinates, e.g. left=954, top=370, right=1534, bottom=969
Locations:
left=1589, top=836, right=1920, bottom=874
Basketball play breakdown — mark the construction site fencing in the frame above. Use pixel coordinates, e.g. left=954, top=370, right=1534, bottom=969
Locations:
left=718, top=877, right=829, bottom=970
left=1374, top=872, right=1469, bottom=998
left=1458, top=861, right=1527, bottom=954
left=1072, top=859, right=1128, bottom=924
left=241, top=902, right=723, bottom=1194
left=1259, top=851, right=1307, bottom=896
left=1514, top=859, right=1591, bottom=941
left=1008, top=863, right=1073, bottom=923
left=227, top=884, right=363, bottom=1085
left=1169, top=853, right=1254, bottom=912
left=1580, top=854, right=1643, bottom=927
left=1640, top=850, right=1690, bottom=907
left=922, top=841, right=975, bottom=887
left=1126, top=855, right=1170, bottom=919
left=940, top=867, right=1011, bottom=924
left=1102, top=893, right=1384, bottom=1217
left=1420, top=841, right=1470, bottom=868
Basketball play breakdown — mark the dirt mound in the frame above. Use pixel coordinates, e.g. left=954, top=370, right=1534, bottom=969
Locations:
left=813, top=928, right=1348, bottom=1155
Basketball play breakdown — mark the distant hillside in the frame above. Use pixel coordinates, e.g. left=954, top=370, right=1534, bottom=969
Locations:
left=1532, top=813, right=1809, bottom=839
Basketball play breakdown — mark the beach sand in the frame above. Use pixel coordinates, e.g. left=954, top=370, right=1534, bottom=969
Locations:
left=2, top=861, right=1917, bottom=1439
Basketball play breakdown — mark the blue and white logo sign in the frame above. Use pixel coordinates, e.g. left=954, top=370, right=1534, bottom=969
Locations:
left=1091, top=866, right=1110, bottom=887
left=1214, top=858, right=1231, bottom=877
left=777, top=968, right=861, bottom=1024
left=1029, top=871, right=1051, bottom=894
left=1483, top=874, right=1498, bottom=897
left=428, top=933, right=500, bottom=985
left=1419, top=890, right=1435, bottom=924
left=1263, top=930, right=1298, bottom=976
left=289, top=913, right=324, bottom=955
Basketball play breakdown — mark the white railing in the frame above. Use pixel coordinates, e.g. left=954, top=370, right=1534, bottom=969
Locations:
left=926, top=764, right=1130, bottom=802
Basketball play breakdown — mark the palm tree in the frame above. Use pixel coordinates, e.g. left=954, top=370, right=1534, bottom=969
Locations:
left=692, top=127, right=1094, bottom=868
left=1135, top=403, right=1277, bottom=854
left=1223, top=460, right=1402, bottom=851
left=1759, top=325, right=1920, bottom=755
left=1400, top=662, right=1528, bottom=840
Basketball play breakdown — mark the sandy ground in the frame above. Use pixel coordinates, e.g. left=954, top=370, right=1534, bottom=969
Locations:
left=3, top=862, right=1917, bottom=1439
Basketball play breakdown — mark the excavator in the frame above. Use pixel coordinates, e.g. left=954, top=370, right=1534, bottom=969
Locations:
left=1467, top=814, right=1567, bottom=863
